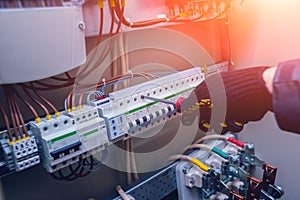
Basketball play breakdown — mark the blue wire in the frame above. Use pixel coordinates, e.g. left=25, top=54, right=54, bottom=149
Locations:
left=150, top=71, right=179, bottom=75
left=101, top=71, right=180, bottom=94
left=101, top=78, right=130, bottom=94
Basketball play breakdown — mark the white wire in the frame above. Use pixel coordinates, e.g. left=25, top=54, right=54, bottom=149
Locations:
left=194, top=135, right=227, bottom=145
left=86, top=90, right=104, bottom=105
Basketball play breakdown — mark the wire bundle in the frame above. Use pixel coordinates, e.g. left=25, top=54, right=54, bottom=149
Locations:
left=50, top=154, right=106, bottom=181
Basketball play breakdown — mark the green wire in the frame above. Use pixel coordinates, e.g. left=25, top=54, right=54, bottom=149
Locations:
left=212, top=147, right=229, bottom=159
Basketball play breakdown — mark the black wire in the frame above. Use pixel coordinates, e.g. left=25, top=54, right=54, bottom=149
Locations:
left=59, top=162, right=82, bottom=181
left=50, top=170, right=65, bottom=180
left=67, top=157, right=92, bottom=179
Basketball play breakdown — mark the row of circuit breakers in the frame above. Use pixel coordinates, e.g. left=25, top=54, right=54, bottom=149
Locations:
left=1, top=62, right=227, bottom=173
left=0, top=62, right=284, bottom=200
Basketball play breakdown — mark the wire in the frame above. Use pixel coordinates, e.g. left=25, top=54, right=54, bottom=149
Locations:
left=187, top=143, right=212, bottom=151
left=115, top=0, right=124, bottom=34
left=225, top=0, right=233, bottom=70
left=22, top=85, right=50, bottom=116
left=86, top=90, right=105, bottom=105
left=125, top=139, right=132, bottom=185
left=194, top=134, right=245, bottom=148
left=96, top=7, right=104, bottom=45
left=50, top=72, right=74, bottom=82
left=168, top=154, right=209, bottom=172
left=12, top=87, right=39, bottom=119
left=113, top=0, right=227, bottom=28
left=76, top=73, right=153, bottom=107
left=80, top=156, right=104, bottom=172
left=116, top=185, right=131, bottom=200
left=50, top=162, right=82, bottom=181
left=101, top=78, right=129, bottom=94
left=0, top=103, right=13, bottom=142
left=30, top=83, right=59, bottom=114
left=5, top=88, right=19, bottom=141
left=187, top=144, right=228, bottom=161
left=12, top=94, right=28, bottom=138
left=67, top=158, right=92, bottom=179
left=129, top=138, right=139, bottom=181
left=194, top=135, right=227, bottom=144
left=10, top=93, right=24, bottom=139
left=109, top=7, right=115, bottom=36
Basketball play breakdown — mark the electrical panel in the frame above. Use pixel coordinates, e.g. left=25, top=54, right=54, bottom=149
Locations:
left=0, top=61, right=227, bottom=175
left=0, top=0, right=86, bottom=84
left=0, top=60, right=286, bottom=200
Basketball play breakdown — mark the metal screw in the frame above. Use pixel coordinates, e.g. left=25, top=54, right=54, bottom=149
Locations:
left=189, top=178, right=195, bottom=185
left=78, top=22, right=85, bottom=30
left=245, top=143, right=254, bottom=152
left=182, top=167, right=188, bottom=174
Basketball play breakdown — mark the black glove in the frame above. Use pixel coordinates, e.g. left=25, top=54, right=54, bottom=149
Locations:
left=179, top=66, right=273, bottom=133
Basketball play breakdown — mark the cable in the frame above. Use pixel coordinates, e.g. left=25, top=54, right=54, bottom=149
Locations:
left=113, top=0, right=227, bottom=29
left=30, top=83, right=60, bottom=116
left=96, top=0, right=104, bottom=45
left=225, top=0, right=233, bottom=70
left=50, top=72, right=74, bottom=82
left=115, top=0, right=124, bottom=34
left=109, top=7, right=115, bottom=36
left=187, top=144, right=229, bottom=160
left=168, top=154, right=209, bottom=172
left=22, top=85, right=51, bottom=119
left=80, top=156, right=104, bottom=172
left=125, top=139, right=132, bottom=185
left=10, top=90, right=25, bottom=139
left=195, top=135, right=227, bottom=145
left=129, top=138, right=139, bottom=181
left=67, top=158, right=91, bottom=179
left=12, top=87, right=39, bottom=120
left=5, top=88, right=19, bottom=141
left=10, top=93, right=24, bottom=139
left=76, top=73, right=153, bottom=107
left=0, top=103, right=13, bottom=142
left=116, top=185, right=131, bottom=200
left=86, top=90, right=105, bottom=105
left=12, top=94, right=28, bottom=138
left=194, top=134, right=245, bottom=148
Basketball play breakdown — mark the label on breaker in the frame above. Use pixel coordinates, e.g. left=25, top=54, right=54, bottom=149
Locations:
left=79, top=127, right=107, bottom=151
left=46, top=131, right=79, bottom=152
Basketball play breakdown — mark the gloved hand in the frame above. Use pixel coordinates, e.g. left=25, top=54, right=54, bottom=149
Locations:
left=179, top=66, right=273, bottom=133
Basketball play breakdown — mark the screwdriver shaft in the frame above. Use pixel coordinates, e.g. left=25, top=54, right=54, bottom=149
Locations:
left=141, top=95, right=176, bottom=106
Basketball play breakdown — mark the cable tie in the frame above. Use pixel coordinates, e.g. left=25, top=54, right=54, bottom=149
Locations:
left=102, top=78, right=106, bottom=87
left=126, top=18, right=133, bottom=27
left=127, top=70, right=134, bottom=78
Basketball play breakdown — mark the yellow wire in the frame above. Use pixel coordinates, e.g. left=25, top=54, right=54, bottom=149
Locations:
left=190, top=158, right=209, bottom=172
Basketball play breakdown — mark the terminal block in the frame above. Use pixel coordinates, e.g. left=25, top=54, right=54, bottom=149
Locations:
left=0, top=132, right=40, bottom=172
left=176, top=135, right=284, bottom=200
left=1, top=139, right=15, bottom=171
left=10, top=136, right=40, bottom=171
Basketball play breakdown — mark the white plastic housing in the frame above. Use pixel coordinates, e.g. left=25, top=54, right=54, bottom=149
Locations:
left=0, top=6, right=86, bottom=84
